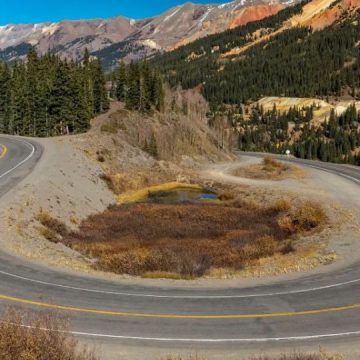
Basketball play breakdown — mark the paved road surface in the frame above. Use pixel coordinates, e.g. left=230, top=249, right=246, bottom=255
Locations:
left=1, top=136, right=360, bottom=357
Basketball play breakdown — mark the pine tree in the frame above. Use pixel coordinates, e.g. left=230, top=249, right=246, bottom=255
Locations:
left=116, top=62, right=127, bottom=102
left=125, top=62, right=141, bottom=111
left=0, top=63, right=11, bottom=133
left=92, top=59, right=109, bottom=114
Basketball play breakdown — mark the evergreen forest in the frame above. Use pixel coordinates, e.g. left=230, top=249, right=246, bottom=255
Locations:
left=235, top=104, right=360, bottom=165
left=0, top=49, right=109, bottom=136
left=110, top=61, right=164, bottom=113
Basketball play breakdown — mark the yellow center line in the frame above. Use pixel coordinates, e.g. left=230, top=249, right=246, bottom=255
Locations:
left=0, top=294, right=359, bottom=319
left=0, top=144, right=7, bottom=159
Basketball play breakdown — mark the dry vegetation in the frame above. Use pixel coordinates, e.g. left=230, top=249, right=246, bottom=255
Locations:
left=249, top=354, right=343, bottom=360
left=0, top=309, right=96, bottom=360
left=37, top=195, right=326, bottom=278
left=161, top=351, right=343, bottom=360
left=234, top=157, right=304, bottom=180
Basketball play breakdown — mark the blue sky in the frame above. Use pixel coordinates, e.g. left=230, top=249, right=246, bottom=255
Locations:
left=0, top=0, right=233, bottom=25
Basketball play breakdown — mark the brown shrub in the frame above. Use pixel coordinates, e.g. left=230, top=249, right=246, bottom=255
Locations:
left=218, top=191, right=235, bottom=201
left=60, top=202, right=301, bottom=277
left=36, top=211, right=68, bottom=238
left=262, top=156, right=287, bottom=171
left=96, top=154, right=105, bottom=162
left=250, top=351, right=343, bottom=360
left=161, top=356, right=204, bottom=360
left=99, top=173, right=116, bottom=193
left=162, top=351, right=342, bottom=360
left=0, top=309, right=97, bottom=360
left=292, top=202, right=326, bottom=231
left=272, top=198, right=291, bottom=212
left=38, top=189, right=325, bottom=278
left=39, top=226, right=59, bottom=243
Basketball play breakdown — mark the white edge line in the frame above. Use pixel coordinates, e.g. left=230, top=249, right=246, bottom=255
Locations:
left=0, top=269, right=359, bottom=299
left=8, top=323, right=360, bottom=342
left=68, top=329, right=360, bottom=342
left=0, top=138, right=36, bottom=180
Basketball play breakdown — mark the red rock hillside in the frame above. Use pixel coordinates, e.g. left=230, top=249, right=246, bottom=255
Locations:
left=230, top=4, right=285, bottom=28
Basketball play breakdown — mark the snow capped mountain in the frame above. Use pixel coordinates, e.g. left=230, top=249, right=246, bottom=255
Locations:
left=0, top=0, right=298, bottom=67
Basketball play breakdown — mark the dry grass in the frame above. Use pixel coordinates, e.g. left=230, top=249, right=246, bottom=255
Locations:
left=272, top=197, right=292, bottom=212
left=36, top=210, right=69, bottom=243
left=277, top=201, right=327, bottom=235
left=234, top=157, right=305, bottom=180
left=99, top=173, right=117, bottom=193
left=161, top=351, right=343, bottom=360
left=0, top=309, right=97, bottom=360
left=37, top=196, right=326, bottom=278
left=249, top=353, right=343, bottom=360
left=117, top=182, right=202, bottom=204
left=263, top=156, right=286, bottom=171
left=142, top=271, right=187, bottom=280
left=292, top=202, right=327, bottom=231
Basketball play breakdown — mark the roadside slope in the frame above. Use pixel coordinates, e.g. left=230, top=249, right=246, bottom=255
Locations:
left=0, top=136, right=115, bottom=272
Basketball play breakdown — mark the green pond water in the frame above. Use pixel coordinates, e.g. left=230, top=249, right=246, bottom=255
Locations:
left=144, top=188, right=218, bottom=204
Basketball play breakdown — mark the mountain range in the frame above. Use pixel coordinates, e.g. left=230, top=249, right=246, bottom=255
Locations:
left=0, top=0, right=297, bottom=68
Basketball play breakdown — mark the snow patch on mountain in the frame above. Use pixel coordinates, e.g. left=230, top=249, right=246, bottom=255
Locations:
left=198, top=7, right=213, bottom=27
left=163, top=6, right=182, bottom=22
left=218, top=1, right=237, bottom=9
left=141, top=39, right=161, bottom=49
left=40, top=23, right=59, bottom=36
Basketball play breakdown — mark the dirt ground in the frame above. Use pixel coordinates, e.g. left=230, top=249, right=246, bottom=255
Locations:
left=0, top=137, right=115, bottom=273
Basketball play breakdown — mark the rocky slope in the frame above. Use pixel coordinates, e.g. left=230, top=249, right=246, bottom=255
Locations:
left=0, top=0, right=296, bottom=67
left=224, top=0, right=359, bottom=57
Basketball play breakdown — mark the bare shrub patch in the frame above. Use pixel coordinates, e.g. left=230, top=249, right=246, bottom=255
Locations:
left=51, top=197, right=326, bottom=278
left=234, top=157, right=305, bottom=180
left=0, top=309, right=97, bottom=360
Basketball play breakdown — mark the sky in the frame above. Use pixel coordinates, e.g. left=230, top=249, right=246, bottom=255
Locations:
left=0, top=0, right=233, bottom=26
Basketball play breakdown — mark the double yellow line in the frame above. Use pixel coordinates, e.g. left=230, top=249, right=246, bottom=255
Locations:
left=0, top=293, right=359, bottom=319
left=0, top=144, right=7, bottom=159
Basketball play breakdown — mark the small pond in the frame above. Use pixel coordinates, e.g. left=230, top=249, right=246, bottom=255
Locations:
left=144, top=188, right=218, bottom=204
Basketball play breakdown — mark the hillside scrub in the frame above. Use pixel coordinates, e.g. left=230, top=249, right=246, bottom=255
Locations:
left=0, top=309, right=97, bottom=360
left=94, top=86, right=231, bottom=164
left=38, top=197, right=327, bottom=278
left=73, top=88, right=233, bottom=198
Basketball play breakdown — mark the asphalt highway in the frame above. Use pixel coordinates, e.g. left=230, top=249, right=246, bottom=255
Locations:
left=1, top=136, right=360, bottom=357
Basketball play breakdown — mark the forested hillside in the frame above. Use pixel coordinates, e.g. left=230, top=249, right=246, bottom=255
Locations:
left=154, top=1, right=360, bottom=109
left=151, top=0, right=360, bottom=166
left=0, top=49, right=109, bottom=137
left=235, top=104, right=360, bottom=165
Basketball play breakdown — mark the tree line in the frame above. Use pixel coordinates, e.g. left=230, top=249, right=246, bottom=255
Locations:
left=0, top=48, right=109, bottom=137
